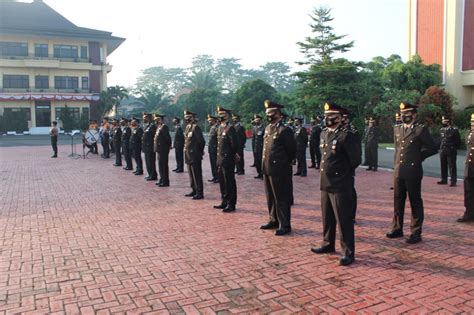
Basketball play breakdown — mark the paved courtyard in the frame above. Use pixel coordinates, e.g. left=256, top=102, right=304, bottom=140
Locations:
left=0, top=145, right=473, bottom=314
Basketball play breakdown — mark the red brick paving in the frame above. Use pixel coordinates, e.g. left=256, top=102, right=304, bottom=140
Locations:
left=0, top=145, right=473, bottom=314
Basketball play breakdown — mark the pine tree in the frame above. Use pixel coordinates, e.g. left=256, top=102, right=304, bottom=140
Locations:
left=297, top=7, right=354, bottom=65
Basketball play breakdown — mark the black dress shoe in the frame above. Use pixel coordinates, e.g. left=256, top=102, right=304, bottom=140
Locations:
left=315, top=166, right=320, bottom=170
left=51, top=155, right=57, bottom=158
left=294, top=173, right=301, bottom=176
left=311, top=245, right=335, bottom=254
left=457, top=216, right=474, bottom=223
left=250, top=164, right=256, bottom=167
left=300, top=174, right=307, bottom=177
left=254, top=175, right=263, bottom=179
left=146, top=177, right=157, bottom=181
left=406, top=234, right=422, bottom=244
left=275, top=228, right=291, bottom=236
left=208, top=178, right=217, bottom=182
left=185, top=192, right=196, bottom=197
left=340, top=256, right=354, bottom=266
left=212, top=179, right=219, bottom=183
left=222, top=206, right=236, bottom=212
left=366, top=167, right=372, bottom=171
left=159, top=183, right=170, bottom=187
left=308, top=165, right=316, bottom=168
left=386, top=230, right=404, bottom=238
left=260, top=222, right=278, bottom=230
left=135, top=172, right=143, bottom=175
left=175, top=170, right=184, bottom=173
left=172, top=168, right=178, bottom=172
left=449, top=182, right=457, bottom=187
left=437, top=180, right=447, bottom=185
left=192, top=195, right=204, bottom=200
left=237, top=172, right=245, bottom=175
left=213, top=204, right=227, bottom=209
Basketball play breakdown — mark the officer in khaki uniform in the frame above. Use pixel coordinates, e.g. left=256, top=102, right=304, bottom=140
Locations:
left=311, top=102, right=361, bottom=266
left=386, top=102, right=437, bottom=244
left=213, top=106, right=239, bottom=212
left=260, top=100, right=296, bottom=236
left=365, top=117, right=379, bottom=171
left=183, top=110, right=206, bottom=199
left=437, top=116, right=461, bottom=186
left=458, top=114, right=474, bottom=222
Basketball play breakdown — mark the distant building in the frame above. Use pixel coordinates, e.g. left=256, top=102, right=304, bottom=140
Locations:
left=0, top=0, right=124, bottom=134
left=408, top=0, right=474, bottom=108
left=116, top=96, right=146, bottom=117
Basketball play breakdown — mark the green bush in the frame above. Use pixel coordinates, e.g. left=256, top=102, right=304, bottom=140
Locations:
left=0, top=110, right=28, bottom=132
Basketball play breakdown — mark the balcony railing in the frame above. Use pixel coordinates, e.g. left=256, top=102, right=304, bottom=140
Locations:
left=0, top=87, right=92, bottom=93
left=0, top=53, right=92, bottom=63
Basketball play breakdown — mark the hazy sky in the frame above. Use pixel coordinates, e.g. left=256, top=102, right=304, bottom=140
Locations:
left=42, top=0, right=408, bottom=88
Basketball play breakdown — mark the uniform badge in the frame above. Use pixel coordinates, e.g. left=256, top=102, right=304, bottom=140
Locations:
left=331, top=139, right=337, bottom=151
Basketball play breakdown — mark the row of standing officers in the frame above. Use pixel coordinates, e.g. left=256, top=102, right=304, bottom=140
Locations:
left=95, top=101, right=474, bottom=267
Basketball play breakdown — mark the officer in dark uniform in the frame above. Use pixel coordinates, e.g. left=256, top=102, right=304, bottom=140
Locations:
left=386, top=102, right=437, bottom=244
left=153, top=113, right=172, bottom=187
left=112, top=119, right=122, bottom=167
left=362, top=118, right=369, bottom=166
left=260, top=100, right=297, bottom=236
left=232, top=114, right=247, bottom=175
left=142, top=112, right=157, bottom=181
left=438, top=116, right=461, bottom=186
left=252, top=114, right=265, bottom=179
left=366, top=117, right=379, bottom=171
left=100, top=118, right=110, bottom=158
left=311, top=102, right=361, bottom=266
left=172, top=117, right=184, bottom=173
left=109, top=119, right=115, bottom=155
left=458, top=114, right=474, bottom=222
left=389, top=113, right=402, bottom=190
left=309, top=115, right=322, bottom=169
left=121, top=118, right=133, bottom=170
left=130, top=117, right=143, bottom=175
left=294, top=117, right=308, bottom=177
left=207, top=114, right=219, bottom=183
left=213, top=106, right=239, bottom=212
left=184, top=110, right=206, bottom=199
left=341, top=109, right=361, bottom=222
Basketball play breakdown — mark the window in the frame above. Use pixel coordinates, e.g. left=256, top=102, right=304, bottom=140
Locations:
left=3, top=75, right=29, bottom=88
left=4, top=108, right=31, bottom=121
left=55, top=107, right=81, bottom=120
left=0, top=42, right=28, bottom=57
left=80, top=46, right=88, bottom=59
left=82, top=107, right=90, bottom=120
left=81, top=77, right=89, bottom=90
left=34, top=44, right=48, bottom=57
left=35, top=75, right=49, bottom=89
left=53, top=45, right=78, bottom=59
left=54, top=76, right=78, bottom=89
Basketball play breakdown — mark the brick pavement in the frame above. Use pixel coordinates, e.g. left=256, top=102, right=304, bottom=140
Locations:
left=0, top=145, right=473, bottom=314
